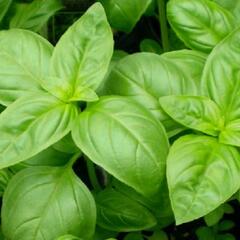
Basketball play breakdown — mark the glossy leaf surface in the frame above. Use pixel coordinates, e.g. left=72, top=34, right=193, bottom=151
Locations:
left=99, top=0, right=151, bottom=32
left=2, top=166, right=96, bottom=240
left=167, top=0, right=235, bottom=53
left=168, top=135, right=240, bottom=224
left=45, top=3, right=113, bottom=102
left=0, top=29, right=52, bottom=106
left=159, top=95, right=223, bottom=136
left=0, top=93, right=78, bottom=169
left=201, top=27, right=240, bottom=146
left=95, top=188, right=157, bottom=231
left=72, top=96, right=169, bottom=197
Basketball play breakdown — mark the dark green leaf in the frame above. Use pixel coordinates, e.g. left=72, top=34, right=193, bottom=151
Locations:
left=95, top=188, right=157, bottom=231
left=99, top=0, right=151, bottom=32
left=10, top=0, right=62, bottom=32
left=0, top=0, right=12, bottom=23
left=204, top=205, right=224, bottom=226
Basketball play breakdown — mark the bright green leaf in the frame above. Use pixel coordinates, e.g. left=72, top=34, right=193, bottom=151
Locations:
left=95, top=188, right=157, bottom=231
left=201, top=26, right=240, bottom=146
left=0, top=93, right=78, bottom=169
left=44, top=3, right=113, bottom=102
left=2, top=166, right=96, bottom=240
left=168, top=135, right=240, bottom=224
left=9, top=0, right=62, bottom=32
left=99, top=0, right=151, bottom=32
left=56, top=235, right=82, bottom=240
left=167, top=0, right=236, bottom=53
left=104, top=52, right=205, bottom=137
left=0, top=29, right=52, bottom=106
left=0, top=168, right=13, bottom=197
left=159, top=95, right=223, bottom=136
left=72, top=96, right=169, bottom=197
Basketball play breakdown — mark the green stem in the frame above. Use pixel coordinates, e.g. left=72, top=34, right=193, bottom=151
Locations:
left=158, top=0, right=170, bottom=52
left=67, top=152, right=82, bottom=168
left=86, top=159, right=102, bottom=191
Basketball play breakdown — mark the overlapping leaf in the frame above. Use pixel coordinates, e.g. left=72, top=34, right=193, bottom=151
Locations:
left=167, top=135, right=240, bottom=224
left=0, top=93, right=78, bottom=169
left=43, top=3, right=113, bottom=102
left=0, top=29, right=52, bottom=106
left=167, top=0, right=236, bottom=53
left=201, top=26, right=240, bottom=146
left=99, top=0, right=151, bottom=32
left=95, top=188, right=157, bottom=231
left=72, top=96, right=169, bottom=197
left=2, top=166, right=96, bottom=240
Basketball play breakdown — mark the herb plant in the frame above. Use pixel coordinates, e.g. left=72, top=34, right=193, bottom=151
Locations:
left=1, top=0, right=240, bottom=239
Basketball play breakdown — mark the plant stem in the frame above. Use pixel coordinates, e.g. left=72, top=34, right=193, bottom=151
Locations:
left=86, top=159, right=102, bottom=191
left=67, top=152, right=82, bottom=168
left=158, top=0, right=170, bottom=52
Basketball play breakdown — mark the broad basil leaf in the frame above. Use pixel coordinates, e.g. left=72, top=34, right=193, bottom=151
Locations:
left=9, top=0, right=62, bottom=32
left=104, top=52, right=205, bottom=137
left=95, top=188, right=157, bottom=231
left=201, top=27, right=240, bottom=146
left=0, top=29, right=52, bottom=106
left=168, top=135, right=240, bottom=224
left=44, top=3, right=113, bottom=102
left=72, top=96, right=169, bottom=197
left=2, top=166, right=96, bottom=240
left=0, top=93, right=78, bottom=169
left=161, top=50, right=207, bottom=84
left=167, top=0, right=236, bottom=53
left=99, top=0, right=151, bottom=32
left=0, top=0, right=11, bottom=23
left=112, top=178, right=174, bottom=228
left=159, top=95, right=223, bottom=136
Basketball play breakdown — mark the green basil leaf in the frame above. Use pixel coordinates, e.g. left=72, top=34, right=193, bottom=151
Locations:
left=218, top=220, right=235, bottom=231
left=161, top=50, right=207, bottom=85
left=104, top=52, right=205, bottom=137
left=10, top=146, right=72, bottom=173
left=44, top=3, right=113, bottom=102
left=0, top=29, right=52, bottom=106
left=72, top=96, right=169, bottom=197
left=99, top=0, right=151, bottom=32
left=204, top=205, right=224, bottom=226
left=140, top=39, right=163, bottom=54
left=167, top=0, right=236, bottom=53
left=196, top=227, right=215, bottom=240
left=112, top=178, right=174, bottom=228
left=93, top=226, right=117, bottom=240
left=0, top=0, right=12, bottom=23
left=223, top=203, right=234, bottom=214
left=95, top=188, right=157, bottom=231
left=0, top=93, right=78, bottom=169
left=201, top=27, right=240, bottom=146
left=9, top=0, right=62, bottom=32
left=56, top=235, right=82, bottom=240
left=2, top=166, right=96, bottom=240
left=53, top=133, right=80, bottom=154
left=0, top=168, right=13, bottom=197
left=123, top=233, right=144, bottom=240
left=159, top=95, right=223, bottom=136
left=212, top=0, right=240, bottom=23
left=168, top=135, right=240, bottom=224
left=148, top=230, right=168, bottom=240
